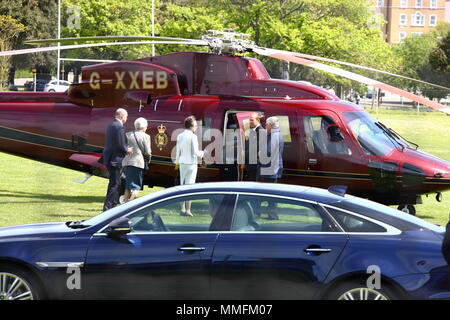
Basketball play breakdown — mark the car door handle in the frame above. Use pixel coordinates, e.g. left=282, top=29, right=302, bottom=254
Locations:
left=308, top=158, right=318, bottom=165
left=177, top=246, right=206, bottom=252
left=304, top=248, right=331, bottom=253
left=304, top=246, right=332, bottom=255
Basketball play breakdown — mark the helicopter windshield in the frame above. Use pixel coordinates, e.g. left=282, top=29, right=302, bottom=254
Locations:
left=343, top=112, right=399, bottom=156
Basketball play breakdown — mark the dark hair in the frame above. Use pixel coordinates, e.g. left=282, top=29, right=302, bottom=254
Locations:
left=184, top=115, right=196, bottom=129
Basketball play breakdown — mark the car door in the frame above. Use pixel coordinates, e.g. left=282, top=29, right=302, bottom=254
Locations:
left=83, top=192, right=236, bottom=299
left=211, top=193, right=348, bottom=299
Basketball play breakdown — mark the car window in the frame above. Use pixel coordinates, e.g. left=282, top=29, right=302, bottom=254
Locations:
left=128, top=194, right=234, bottom=233
left=326, top=207, right=387, bottom=233
left=231, top=195, right=335, bottom=232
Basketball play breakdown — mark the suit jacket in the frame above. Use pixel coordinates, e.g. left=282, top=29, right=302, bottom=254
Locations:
left=122, top=131, right=151, bottom=169
left=245, top=125, right=264, bottom=166
left=176, top=129, right=204, bottom=165
left=102, top=119, right=128, bottom=168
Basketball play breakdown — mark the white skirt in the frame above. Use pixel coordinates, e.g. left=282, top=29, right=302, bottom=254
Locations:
left=180, top=164, right=198, bottom=185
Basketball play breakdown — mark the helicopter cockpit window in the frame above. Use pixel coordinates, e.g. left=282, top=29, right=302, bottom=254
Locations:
left=343, top=112, right=398, bottom=156
left=303, top=116, right=351, bottom=155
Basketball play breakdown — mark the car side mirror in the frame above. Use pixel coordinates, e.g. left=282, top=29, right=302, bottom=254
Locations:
left=327, top=125, right=344, bottom=142
left=106, top=217, right=131, bottom=237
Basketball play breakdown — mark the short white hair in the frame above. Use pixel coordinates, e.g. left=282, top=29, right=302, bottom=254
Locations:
left=134, top=117, right=148, bottom=130
left=266, top=116, right=279, bottom=129
left=115, top=108, right=127, bottom=118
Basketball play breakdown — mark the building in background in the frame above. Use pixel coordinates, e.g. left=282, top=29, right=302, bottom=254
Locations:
left=374, top=0, right=446, bottom=43
left=446, top=0, right=450, bottom=22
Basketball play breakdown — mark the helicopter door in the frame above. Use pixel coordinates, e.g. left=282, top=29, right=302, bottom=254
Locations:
left=222, top=111, right=255, bottom=181
left=299, top=110, right=366, bottom=188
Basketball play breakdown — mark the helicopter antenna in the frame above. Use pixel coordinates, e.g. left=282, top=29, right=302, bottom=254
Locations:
left=201, top=30, right=254, bottom=55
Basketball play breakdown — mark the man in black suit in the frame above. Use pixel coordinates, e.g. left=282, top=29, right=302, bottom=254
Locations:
left=244, top=112, right=264, bottom=182
left=102, top=108, right=132, bottom=211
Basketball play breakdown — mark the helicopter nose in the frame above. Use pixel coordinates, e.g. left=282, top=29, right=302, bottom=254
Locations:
left=431, top=159, right=450, bottom=179
left=421, top=157, right=450, bottom=194
left=401, top=149, right=450, bottom=190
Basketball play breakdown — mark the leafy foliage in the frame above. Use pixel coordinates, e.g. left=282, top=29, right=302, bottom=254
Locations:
left=394, top=23, right=450, bottom=100
left=0, top=0, right=58, bottom=79
left=0, top=15, right=26, bottom=88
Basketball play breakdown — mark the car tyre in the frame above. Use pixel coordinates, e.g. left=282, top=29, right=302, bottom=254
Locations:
left=48, top=89, right=55, bottom=92
left=0, top=264, right=43, bottom=300
left=326, top=279, right=399, bottom=300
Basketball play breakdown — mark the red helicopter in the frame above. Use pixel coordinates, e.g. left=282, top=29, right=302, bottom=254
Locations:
left=0, top=30, right=449, bottom=215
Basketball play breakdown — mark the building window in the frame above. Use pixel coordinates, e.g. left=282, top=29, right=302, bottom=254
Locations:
left=430, top=0, right=437, bottom=8
left=411, top=32, right=423, bottom=36
left=430, top=14, right=437, bottom=26
left=401, top=0, right=408, bottom=8
left=412, top=12, right=425, bottom=26
left=399, top=32, right=407, bottom=41
left=400, top=14, right=407, bottom=25
left=415, top=0, right=422, bottom=8
left=377, top=0, right=384, bottom=7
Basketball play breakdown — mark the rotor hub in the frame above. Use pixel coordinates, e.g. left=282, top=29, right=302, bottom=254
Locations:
left=202, top=29, right=255, bottom=55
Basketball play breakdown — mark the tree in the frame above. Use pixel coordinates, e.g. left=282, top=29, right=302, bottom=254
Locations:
left=394, top=23, right=450, bottom=100
left=19, top=0, right=400, bottom=95
left=429, top=31, right=449, bottom=72
left=0, top=0, right=58, bottom=82
left=0, top=15, right=25, bottom=89
left=204, top=0, right=400, bottom=94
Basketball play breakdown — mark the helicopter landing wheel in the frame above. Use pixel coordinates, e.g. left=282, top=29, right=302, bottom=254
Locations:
left=397, top=204, right=416, bottom=216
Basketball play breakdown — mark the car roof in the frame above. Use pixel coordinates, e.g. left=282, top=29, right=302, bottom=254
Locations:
left=156, top=182, right=345, bottom=204
left=82, top=182, right=346, bottom=228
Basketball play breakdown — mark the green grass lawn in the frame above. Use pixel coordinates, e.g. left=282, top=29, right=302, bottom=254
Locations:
left=0, top=107, right=449, bottom=228
left=0, top=155, right=160, bottom=227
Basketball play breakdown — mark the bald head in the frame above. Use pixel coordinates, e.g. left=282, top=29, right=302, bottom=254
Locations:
left=115, top=108, right=128, bottom=124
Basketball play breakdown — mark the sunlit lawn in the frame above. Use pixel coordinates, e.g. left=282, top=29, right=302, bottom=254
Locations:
left=0, top=155, right=161, bottom=227
left=0, top=107, right=449, bottom=227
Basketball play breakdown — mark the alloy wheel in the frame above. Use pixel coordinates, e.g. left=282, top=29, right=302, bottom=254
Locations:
left=0, top=272, right=34, bottom=300
left=338, top=287, right=388, bottom=300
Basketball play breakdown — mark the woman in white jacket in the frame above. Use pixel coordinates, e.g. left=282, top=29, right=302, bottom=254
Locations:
left=176, top=115, right=205, bottom=216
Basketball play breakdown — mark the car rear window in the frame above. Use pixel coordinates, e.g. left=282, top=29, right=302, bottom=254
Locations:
left=326, top=207, right=387, bottom=233
left=333, top=196, right=445, bottom=233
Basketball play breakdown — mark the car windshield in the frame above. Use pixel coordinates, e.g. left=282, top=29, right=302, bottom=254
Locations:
left=343, top=112, right=399, bottom=156
left=81, top=188, right=175, bottom=227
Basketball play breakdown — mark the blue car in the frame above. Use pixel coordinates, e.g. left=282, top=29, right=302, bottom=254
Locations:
left=0, top=182, right=448, bottom=300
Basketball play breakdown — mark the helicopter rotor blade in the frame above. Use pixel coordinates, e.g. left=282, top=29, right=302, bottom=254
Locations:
left=25, top=36, right=201, bottom=45
left=0, top=40, right=209, bottom=57
left=280, top=50, right=450, bottom=91
left=253, top=47, right=450, bottom=116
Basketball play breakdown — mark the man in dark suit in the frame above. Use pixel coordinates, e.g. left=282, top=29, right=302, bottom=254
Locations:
left=102, top=108, right=132, bottom=211
left=244, top=112, right=264, bottom=182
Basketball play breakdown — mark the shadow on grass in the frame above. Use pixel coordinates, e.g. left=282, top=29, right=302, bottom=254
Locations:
left=417, top=215, right=435, bottom=220
left=0, top=189, right=104, bottom=203
left=45, top=213, right=96, bottom=218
